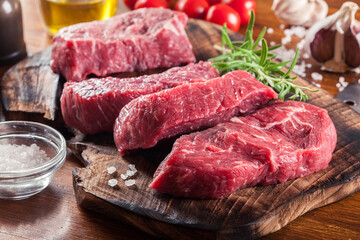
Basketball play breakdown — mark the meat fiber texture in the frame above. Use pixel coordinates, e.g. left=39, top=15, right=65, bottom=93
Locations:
left=149, top=101, right=337, bottom=199
left=61, top=62, right=219, bottom=135
left=114, top=70, right=278, bottom=156
left=51, top=8, right=196, bottom=82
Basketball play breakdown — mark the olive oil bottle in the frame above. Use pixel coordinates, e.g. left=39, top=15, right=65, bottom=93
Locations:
left=39, top=0, right=117, bottom=35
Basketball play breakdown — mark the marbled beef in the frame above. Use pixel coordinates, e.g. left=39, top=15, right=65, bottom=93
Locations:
left=114, top=70, right=278, bottom=155
left=149, top=101, right=337, bottom=199
left=61, top=62, right=219, bottom=134
left=51, top=8, right=195, bottom=82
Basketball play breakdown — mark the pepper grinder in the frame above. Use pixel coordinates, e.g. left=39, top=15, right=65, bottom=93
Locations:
left=0, top=0, right=27, bottom=65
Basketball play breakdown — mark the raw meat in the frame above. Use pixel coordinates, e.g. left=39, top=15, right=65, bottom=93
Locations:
left=51, top=8, right=196, bottom=82
left=61, top=62, right=219, bottom=134
left=114, top=70, right=278, bottom=155
left=149, top=101, right=337, bottom=199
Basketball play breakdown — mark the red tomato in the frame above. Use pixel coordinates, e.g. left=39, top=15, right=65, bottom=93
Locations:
left=206, top=0, right=221, bottom=5
left=134, top=0, right=170, bottom=9
left=222, top=0, right=256, bottom=26
left=174, top=0, right=210, bottom=19
left=205, top=4, right=241, bottom=32
left=123, top=0, right=137, bottom=9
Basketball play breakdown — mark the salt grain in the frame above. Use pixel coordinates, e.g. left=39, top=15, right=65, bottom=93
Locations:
left=270, top=41, right=276, bottom=46
left=128, top=164, right=137, bottom=172
left=120, top=173, right=128, bottom=180
left=125, top=179, right=136, bottom=187
left=0, top=143, right=50, bottom=171
left=108, top=179, right=118, bottom=188
left=303, top=53, right=310, bottom=59
left=280, top=24, right=285, bottom=29
left=267, top=27, right=274, bottom=34
left=358, top=79, right=360, bottom=83
left=126, top=170, right=136, bottom=177
left=311, top=72, right=323, bottom=81
left=107, top=166, right=117, bottom=177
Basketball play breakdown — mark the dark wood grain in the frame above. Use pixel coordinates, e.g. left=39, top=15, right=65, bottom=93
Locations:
left=68, top=20, right=360, bottom=240
left=0, top=0, right=358, bottom=239
left=1, top=47, right=60, bottom=120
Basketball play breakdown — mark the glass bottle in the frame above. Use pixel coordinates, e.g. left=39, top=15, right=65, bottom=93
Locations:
left=0, top=0, right=27, bottom=65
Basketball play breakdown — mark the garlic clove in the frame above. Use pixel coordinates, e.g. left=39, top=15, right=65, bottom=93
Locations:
left=271, top=0, right=328, bottom=27
left=344, top=12, right=360, bottom=67
left=305, top=1, right=360, bottom=73
left=310, top=28, right=336, bottom=63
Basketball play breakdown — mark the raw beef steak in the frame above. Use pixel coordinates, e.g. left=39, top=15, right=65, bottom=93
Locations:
left=114, top=70, right=278, bottom=155
left=61, top=62, right=219, bottom=134
left=149, top=101, right=337, bottom=199
left=51, top=8, right=195, bottom=82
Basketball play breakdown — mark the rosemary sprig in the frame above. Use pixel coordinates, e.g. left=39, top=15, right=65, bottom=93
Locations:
left=209, top=11, right=317, bottom=102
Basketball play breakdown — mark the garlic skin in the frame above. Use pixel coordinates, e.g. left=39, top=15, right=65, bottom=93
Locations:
left=305, top=2, right=360, bottom=73
left=271, top=0, right=328, bottom=27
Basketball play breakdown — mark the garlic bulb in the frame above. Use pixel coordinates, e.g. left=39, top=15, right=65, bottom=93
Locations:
left=271, top=0, right=328, bottom=27
left=305, top=2, right=360, bottom=73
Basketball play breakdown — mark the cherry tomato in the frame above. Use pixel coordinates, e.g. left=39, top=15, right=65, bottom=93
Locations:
left=205, top=4, right=241, bottom=32
left=174, top=0, right=210, bottom=19
left=206, top=0, right=221, bottom=5
left=222, top=0, right=256, bottom=26
left=123, top=0, right=137, bottom=10
left=134, top=0, right=170, bottom=9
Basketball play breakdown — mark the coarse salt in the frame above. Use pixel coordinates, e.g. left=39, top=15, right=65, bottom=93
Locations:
left=311, top=72, right=323, bottom=81
left=108, top=179, right=118, bottom=188
left=267, top=27, right=274, bottom=34
left=280, top=24, right=285, bottom=29
left=126, top=170, right=136, bottom=177
left=0, top=143, right=50, bottom=171
left=120, top=173, right=128, bottom=180
left=107, top=166, right=117, bottom=177
left=125, top=179, right=136, bottom=187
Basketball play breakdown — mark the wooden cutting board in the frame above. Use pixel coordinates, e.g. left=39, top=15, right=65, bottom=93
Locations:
left=2, top=19, right=360, bottom=240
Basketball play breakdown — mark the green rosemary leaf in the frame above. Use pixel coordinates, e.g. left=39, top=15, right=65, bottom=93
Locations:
left=211, top=10, right=316, bottom=102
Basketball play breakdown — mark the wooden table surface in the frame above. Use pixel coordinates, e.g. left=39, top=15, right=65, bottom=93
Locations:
left=0, top=0, right=359, bottom=239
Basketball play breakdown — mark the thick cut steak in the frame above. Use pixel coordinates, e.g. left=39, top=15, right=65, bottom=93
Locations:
left=114, top=70, right=277, bottom=155
left=149, top=101, right=337, bottom=199
left=51, top=8, right=195, bottom=82
left=61, top=62, right=219, bottom=134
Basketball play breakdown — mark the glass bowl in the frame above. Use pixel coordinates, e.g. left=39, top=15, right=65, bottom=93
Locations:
left=0, top=121, right=66, bottom=200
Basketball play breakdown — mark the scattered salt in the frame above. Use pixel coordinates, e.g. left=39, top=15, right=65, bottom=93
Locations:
left=358, top=79, right=360, bottom=83
left=126, top=170, right=136, bottom=177
left=292, top=61, right=307, bottom=77
left=270, top=41, right=276, bottom=46
left=267, top=27, right=274, bottom=34
left=311, top=72, right=323, bottom=81
left=128, top=164, right=137, bottom=172
left=281, top=35, right=292, bottom=45
left=108, top=179, right=118, bottom=188
left=314, top=83, right=321, bottom=88
left=125, top=179, right=136, bottom=187
left=336, top=76, right=348, bottom=92
left=120, top=173, right=128, bottom=180
left=303, top=53, right=310, bottom=59
left=280, top=24, right=285, bottom=29
left=0, top=143, right=50, bottom=171
left=107, top=166, right=117, bottom=177
left=306, top=63, right=312, bottom=68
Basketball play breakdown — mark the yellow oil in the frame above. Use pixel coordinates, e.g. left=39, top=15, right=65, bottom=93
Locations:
left=40, top=0, right=117, bottom=35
